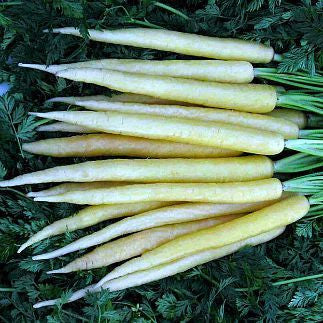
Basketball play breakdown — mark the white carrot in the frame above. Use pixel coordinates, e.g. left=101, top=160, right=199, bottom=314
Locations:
left=96, top=195, right=309, bottom=284
left=20, top=59, right=254, bottom=83
left=24, top=134, right=242, bottom=158
left=37, top=122, right=94, bottom=133
left=55, top=68, right=278, bottom=113
left=0, top=156, right=275, bottom=187
left=26, top=181, right=129, bottom=197
left=47, top=216, right=237, bottom=273
left=18, top=201, right=173, bottom=253
left=33, top=199, right=270, bottom=260
left=27, top=110, right=285, bottom=155
left=50, top=99, right=299, bottom=139
left=33, top=227, right=285, bottom=308
left=45, top=27, right=276, bottom=63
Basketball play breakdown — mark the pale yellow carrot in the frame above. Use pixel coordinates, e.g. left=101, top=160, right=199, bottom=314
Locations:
left=23, top=134, right=241, bottom=158
left=28, top=110, right=285, bottom=155
left=18, top=201, right=173, bottom=253
left=267, top=109, right=307, bottom=129
left=47, top=216, right=238, bottom=273
left=55, top=68, right=277, bottom=113
left=97, top=196, right=308, bottom=283
left=33, top=179, right=283, bottom=205
left=33, top=227, right=285, bottom=308
left=47, top=27, right=275, bottom=63
left=37, top=122, right=94, bottom=133
left=0, top=156, right=274, bottom=187
left=20, top=59, right=254, bottom=83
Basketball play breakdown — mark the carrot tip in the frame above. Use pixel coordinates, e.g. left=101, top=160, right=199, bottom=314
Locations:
left=47, top=268, right=65, bottom=275
left=33, top=299, right=57, bottom=308
left=17, top=244, right=28, bottom=253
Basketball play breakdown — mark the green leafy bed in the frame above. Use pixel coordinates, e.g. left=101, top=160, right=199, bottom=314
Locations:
left=0, top=1, right=322, bottom=322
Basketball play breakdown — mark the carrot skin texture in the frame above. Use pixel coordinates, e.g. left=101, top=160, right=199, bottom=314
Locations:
left=33, top=228, right=285, bottom=308
left=20, top=59, right=254, bottom=83
left=33, top=179, right=283, bottom=205
left=48, top=27, right=275, bottom=63
left=100, top=196, right=308, bottom=282
left=23, top=134, right=242, bottom=158
left=37, top=122, right=94, bottom=133
left=18, top=201, right=173, bottom=253
left=48, top=217, right=236, bottom=273
left=27, top=111, right=285, bottom=156
left=267, top=109, right=307, bottom=129
left=55, top=68, right=277, bottom=113
left=68, top=100, right=298, bottom=139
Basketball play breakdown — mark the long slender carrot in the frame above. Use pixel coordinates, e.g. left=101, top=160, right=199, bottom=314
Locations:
left=34, top=199, right=273, bottom=260
left=37, top=122, right=94, bottom=133
left=17, top=201, right=173, bottom=253
left=55, top=68, right=278, bottom=113
left=27, top=110, right=285, bottom=155
left=45, top=27, right=276, bottom=63
left=33, top=227, right=285, bottom=308
left=24, top=134, right=242, bottom=158
left=47, top=216, right=238, bottom=273
left=20, top=59, right=254, bottom=83
left=57, top=100, right=299, bottom=139
left=26, top=181, right=129, bottom=197
left=0, top=156, right=275, bottom=187
left=96, top=195, right=309, bottom=284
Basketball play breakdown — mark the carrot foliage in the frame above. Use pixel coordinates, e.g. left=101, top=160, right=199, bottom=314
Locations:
left=0, top=1, right=322, bottom=322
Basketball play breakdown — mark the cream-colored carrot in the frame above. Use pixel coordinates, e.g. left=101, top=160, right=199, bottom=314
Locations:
left=18, top=201, right=173, bottom=253
left=37, top=122, right=94, bottom=133
left=26, top=181, right=130, bottom=197
left=20, top=59, right=254, bottom=83
left=36, top=196, right=285, bottom=260
left=267, top=109, right=307, bottom=129
left=47, top=27, right=275, bottom=63
left=28, top=111, right=285, bottom=155
left=64, top=100, right=298, bottom=139
left=33, top=227, right=285, bottom=308
left=23, top=134, right=242, bottom=158
left=55, top=68, right=277, bottom=113
left=47, top=216, right=238, bottom=273
left=33, top=179, right=283, bottom=205
left=0, top=156, right=274, bottom=187
left=97, top=196, right=308, bottom=283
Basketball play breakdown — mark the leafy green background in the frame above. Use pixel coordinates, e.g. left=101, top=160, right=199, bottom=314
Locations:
left=0, top=1, right=322, bottom=322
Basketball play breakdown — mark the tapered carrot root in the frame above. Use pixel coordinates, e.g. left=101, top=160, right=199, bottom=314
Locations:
left=37, top=122, right=94, bottom=133
left=47, top=217, right=236, bottom=273
left=58, top=100, right=298, bottom=139
left=33, top=179, right=283, bottom=205
left=98, top=196, right=308, bottom=283
left=0, top=156, right=274, bottom=187
left=20, top=59, right=254, bottom=83
left=33, top=227, right=285, bottom=308
left=23, top=134, right=242, bottom=158
left=55, top=68, right=278, bottom=113
left=26, top=181, right=128, bottom=197
left=27, top=111, right=285, bottom=155
left=267, top=109, right=307, bottom=129
left=47, top=27, right=275, bottom=63
left=18, top=201, right=172, bottom=253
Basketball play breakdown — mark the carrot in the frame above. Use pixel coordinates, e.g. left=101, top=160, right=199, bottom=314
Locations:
left=17, top=201, right=173, bottom=253
left=29, top=110, right=323, bottom=156
left=20, top=59, right=254, bottom=83
left=267, top=109, right=307, bottom=129
left=55, top=68, right=278, bottom=113
left=37, top=122, right=94, bottom=133
left=45, top=27, right=276, bottom=63
left=33, top=199, right=270, bottom=260
left=47, top=216, right=237, bottom=273
left=0, top=156, right=275, bottom=187
left=27, top=110, right=286, bottom=155
left=48, top=99, right=299, bottom=139
left=33, top=227, right=285, bottom=308
left=96, top=196, right=309, bottom=284
left=23, top=134, right=242, bottom=158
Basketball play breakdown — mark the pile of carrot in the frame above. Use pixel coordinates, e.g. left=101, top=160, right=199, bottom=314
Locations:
left=1, top=27, right=322, bottom=308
